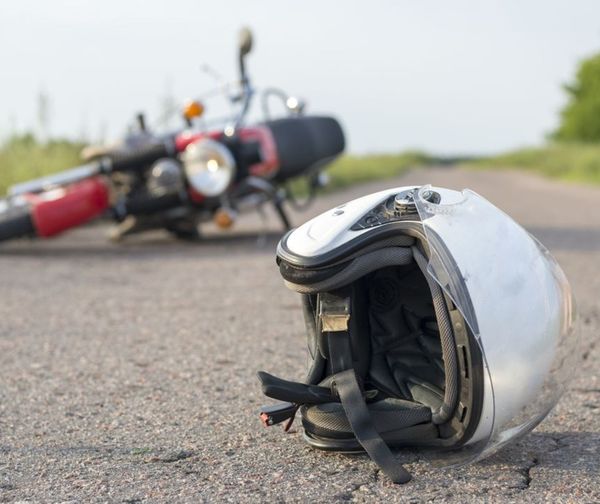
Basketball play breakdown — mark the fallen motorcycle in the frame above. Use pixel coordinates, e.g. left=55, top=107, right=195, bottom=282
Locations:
left=0, top=28, right=345, bottom=243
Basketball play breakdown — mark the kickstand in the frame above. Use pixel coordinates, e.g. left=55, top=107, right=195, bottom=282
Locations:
left=272, top=197, right=291, bottom=231
left=256, top=204, right=269, bottom=247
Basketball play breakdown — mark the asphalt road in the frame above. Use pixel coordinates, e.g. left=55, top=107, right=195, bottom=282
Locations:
left=1, top=167, right=599, bottom=503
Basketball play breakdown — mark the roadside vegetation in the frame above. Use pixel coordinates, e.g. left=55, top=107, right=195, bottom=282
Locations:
left=463, top=143, right=600, bottom=185
left=552, top=52, right=600, bottom=143
left=323, top=151, right=434, bottom=192
left=0, top=134, right=84, bottom=195
left=3, top=49, right=600, bottom=196
left=465, top=51, right=600, bottom=185
left=3, top=132, right=599, bottom=201
left=0, top=133, right=433, bottom=196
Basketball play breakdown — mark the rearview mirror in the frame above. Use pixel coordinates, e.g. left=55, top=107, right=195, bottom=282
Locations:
left=238, top=27, right=253, bottom=57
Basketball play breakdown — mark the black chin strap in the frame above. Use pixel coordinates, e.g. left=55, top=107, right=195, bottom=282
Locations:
left=259, top=290, right=413, bottom=484
left=323, top=295, right=412, bottom=485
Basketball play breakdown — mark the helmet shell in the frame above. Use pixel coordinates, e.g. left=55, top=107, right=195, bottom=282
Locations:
left=279, top=185, right=577, bottom=462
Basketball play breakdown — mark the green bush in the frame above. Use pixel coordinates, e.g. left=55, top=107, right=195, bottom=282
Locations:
left=553, top=52, right=600, bottom=142
left=0, top=134, right=84, bottom=195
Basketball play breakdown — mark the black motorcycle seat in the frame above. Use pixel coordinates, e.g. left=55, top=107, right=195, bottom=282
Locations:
left=265, top=116, right=345, bottom=181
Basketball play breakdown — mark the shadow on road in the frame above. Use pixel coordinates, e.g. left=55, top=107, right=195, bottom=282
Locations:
left=481, top=431, right=599, bottom=473
left=0, top=231, right=284, bottom=260
left=4, top=224, right=598, bottom=259
left=528, top=226, right=600, bottom=253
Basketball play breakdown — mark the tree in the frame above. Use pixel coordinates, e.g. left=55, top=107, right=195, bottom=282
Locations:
left=553, top=53, right=600, bottom=142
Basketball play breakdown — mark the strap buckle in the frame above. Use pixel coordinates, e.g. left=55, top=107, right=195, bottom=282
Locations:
left=319, top=292, right=350, bottom=332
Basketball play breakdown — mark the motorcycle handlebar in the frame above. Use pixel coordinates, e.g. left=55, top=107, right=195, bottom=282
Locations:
left=108, top=142, right=172, bottom=173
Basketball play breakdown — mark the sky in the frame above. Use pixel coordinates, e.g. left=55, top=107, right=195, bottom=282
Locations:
left=1, top=0, right=600, bottom=155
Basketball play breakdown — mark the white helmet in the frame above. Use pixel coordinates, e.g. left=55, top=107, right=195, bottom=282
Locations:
left=258, top=185, right=576, bottom=484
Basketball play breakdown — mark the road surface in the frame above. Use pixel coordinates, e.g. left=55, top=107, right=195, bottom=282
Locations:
left=1, top=167, right=598, bottom=503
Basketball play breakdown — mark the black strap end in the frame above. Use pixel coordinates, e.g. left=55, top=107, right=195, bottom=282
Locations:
left=259, top=402, right=298, bottom=428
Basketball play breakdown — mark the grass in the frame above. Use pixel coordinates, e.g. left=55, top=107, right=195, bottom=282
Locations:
left=285, top=151, right=433, bottom=197
left=5, top=133, right=598, bottom=199
left=0, top=135, right=433, bottom=197
left=463, top=143, right=600, bottom=185
left=329, top=144, right=600, bottom=188
left=323, top=151, right=434, bottom=192
left=0, top=134, right=84, bottom=196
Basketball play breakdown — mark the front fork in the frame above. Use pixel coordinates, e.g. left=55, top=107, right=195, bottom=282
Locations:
left=227, top=176, right=292, bottom=231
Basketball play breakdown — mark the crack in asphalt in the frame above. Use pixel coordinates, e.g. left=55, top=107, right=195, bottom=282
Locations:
left=512, top=434, right=569, bottom=491
left=147, top=449, right=194, bottom=463
left=337, top=468, right=379, bottom=501
left=510, top=454, right=541, bottom=491
left=581, top=340, right=596, bottom=361
left=522, top=456, right=539, bottom=489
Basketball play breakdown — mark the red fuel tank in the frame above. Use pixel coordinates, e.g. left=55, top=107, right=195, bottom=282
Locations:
left=28, top=177, right=110, bottom=237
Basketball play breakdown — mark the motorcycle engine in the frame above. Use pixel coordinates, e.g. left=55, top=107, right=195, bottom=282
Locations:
left=147, top=158, right=184, bottom=196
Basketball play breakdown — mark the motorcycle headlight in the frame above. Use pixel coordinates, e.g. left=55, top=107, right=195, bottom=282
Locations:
left=181, top=139, right=236, bottom=197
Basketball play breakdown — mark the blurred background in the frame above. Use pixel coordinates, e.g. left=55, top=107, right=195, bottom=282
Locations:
left=1, top=0, right=600, bottom=192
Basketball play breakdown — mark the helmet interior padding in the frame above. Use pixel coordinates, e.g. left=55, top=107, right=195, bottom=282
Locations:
left=260, top=232, right=484, bottom=483
left=299, top=259, right=458, bottom=447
